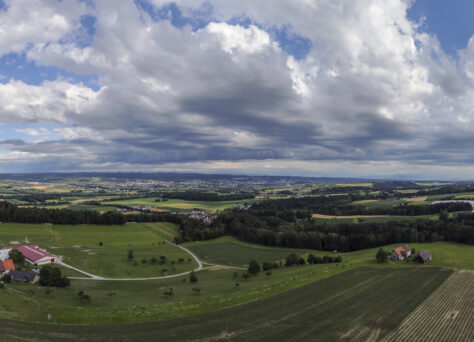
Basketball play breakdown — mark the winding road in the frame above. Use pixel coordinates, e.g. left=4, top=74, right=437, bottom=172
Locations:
left=59, top=241, right=243, bottom=281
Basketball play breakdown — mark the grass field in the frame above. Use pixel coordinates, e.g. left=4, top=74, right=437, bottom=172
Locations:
left=185, top=237, right=309, bottom=266
left=0, top=267, right=453, bottom=341
left=383, top=270, right=474, bottom=342
left=0, top=222, right=196, bottom=278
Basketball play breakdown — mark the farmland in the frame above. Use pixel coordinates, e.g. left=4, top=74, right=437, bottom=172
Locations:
left=0, top=267, right=453, bottom=341
left=383, top=270, right=474, bottom=342
left=101, top=197, right=257, bottom=213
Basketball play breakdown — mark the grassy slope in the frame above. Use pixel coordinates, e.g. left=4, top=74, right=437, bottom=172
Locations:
left=0, top=222, right=196, bottom=278
left=0, top=267, right=452, bottom=341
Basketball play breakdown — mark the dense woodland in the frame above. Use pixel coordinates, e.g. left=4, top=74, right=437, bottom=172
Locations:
left=178, top=197, right=474, bottom=251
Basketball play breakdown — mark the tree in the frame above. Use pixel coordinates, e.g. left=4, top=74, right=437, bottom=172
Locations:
left=9, top=249, right=25, bottom=266
left=376, top=248, right=388, bottom=263
left=307, top=253, right=316, bottom=264
left=127, top=249, right=134, bottom=261
left=189, top=271, right=198, bottom=283
left=248, top=260, right=261, bottom=274
left=439, top=209, right=449, bottom=222
left=2, top=273, right=11, bottom=283
left=285, top=253, right=300, bottom=267
left=39, top=265, right=70, bottom=287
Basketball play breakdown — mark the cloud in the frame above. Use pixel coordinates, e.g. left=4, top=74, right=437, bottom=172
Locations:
left=0, top=0, right=473, bottom=178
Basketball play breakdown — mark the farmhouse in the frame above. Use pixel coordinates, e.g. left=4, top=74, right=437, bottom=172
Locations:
left=389, top=245, right=411, bottom=261
left=0, top=248, right=12, bottom=261
left=14, top=245, right=55, bottom=265
left=8, top=270, right=39, bottom=283
left=1, top=259, right=15, bottom=272
left=415, top=250, right=432, bottom=264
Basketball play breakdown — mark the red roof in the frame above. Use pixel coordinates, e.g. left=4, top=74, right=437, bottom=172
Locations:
left=14, top=245, right=53, bottom=262
left=2, top=259, right=15, bottom=271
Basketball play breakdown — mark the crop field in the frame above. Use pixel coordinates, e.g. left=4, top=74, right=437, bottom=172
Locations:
left=0, top=267, right=452, bottom=341
left=102, top=197, right=257, bottom=213
left=186, top=237, right=309, bottom=266
left=312, top=214, right=440, bottom=225
left=383, top=270, right=474, bottom=342
left=0, top=222, right=196, bottom=278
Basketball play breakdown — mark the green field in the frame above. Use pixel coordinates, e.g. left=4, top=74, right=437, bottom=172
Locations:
left=0, top=222, right=196, bottom=278
left=0, top=267, right=453, bottom=341
left=186, top=237, right=309, bottom=266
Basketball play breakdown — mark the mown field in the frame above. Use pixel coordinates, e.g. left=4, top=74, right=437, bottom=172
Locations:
left=0, top=267, right=453, bottom=341
left=383, top=270, right=474, bottom=342
left=0, top=222, right=196, bottom=278
left=186, top=237, right=309, bottom=266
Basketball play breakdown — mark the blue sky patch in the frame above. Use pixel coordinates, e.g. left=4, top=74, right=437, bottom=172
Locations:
left=408, top=0, right=474, bottom=57
left=0, top=53, right=100, bottom=90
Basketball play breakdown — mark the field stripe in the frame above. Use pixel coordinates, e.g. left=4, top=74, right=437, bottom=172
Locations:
left=383, top=270, right=474, bottom=342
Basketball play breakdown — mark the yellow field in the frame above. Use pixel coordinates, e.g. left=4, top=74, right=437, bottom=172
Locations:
left=404, top=196, right=428, bottom=202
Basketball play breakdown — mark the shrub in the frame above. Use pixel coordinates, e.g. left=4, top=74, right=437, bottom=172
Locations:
left=77, top=290, right=91, bottom=303
left=189, top=271, right=198, bottom=283
left=242, top=272, right=250, bottom=279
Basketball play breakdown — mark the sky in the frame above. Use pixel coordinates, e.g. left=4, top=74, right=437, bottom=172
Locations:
left=0, top=0, right=473, bottom=180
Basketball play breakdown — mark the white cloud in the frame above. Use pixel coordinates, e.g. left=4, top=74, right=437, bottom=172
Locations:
left=0, top=80, right=98, bottom=123
left=0, top=0, right=89, bottom=56
left=0, top=0, right=473, bottom=177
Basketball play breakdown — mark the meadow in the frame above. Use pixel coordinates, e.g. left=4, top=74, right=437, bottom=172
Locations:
left=185, top=237, right=309, bottom=266
left=0, top=222, right=196, bottom=278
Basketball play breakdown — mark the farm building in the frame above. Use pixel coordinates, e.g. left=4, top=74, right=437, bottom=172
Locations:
left=14, top=245, right=55, bottom=265
left=0, top=248, right=12, bottom=261
left=389, top=245, right=411, bottom=261
left=8, top=270, right=38, bottom=283
left=414, top=250, right=432, bottom=264
left=1, top=259, right=15, bottom=272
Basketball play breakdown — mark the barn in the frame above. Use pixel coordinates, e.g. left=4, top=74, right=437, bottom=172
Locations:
left=14, top=245, right=55, bottom=265
left=415, top=250, right=432, bottom=264
left=0, top=248, right=12, bottom=261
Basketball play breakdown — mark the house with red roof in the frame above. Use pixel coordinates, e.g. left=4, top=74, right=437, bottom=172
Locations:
left=14, top=245, right=55, bottom=265
left=1, top=259, right=15, bottom=272
left=389, top=245, right=411, bottom=261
